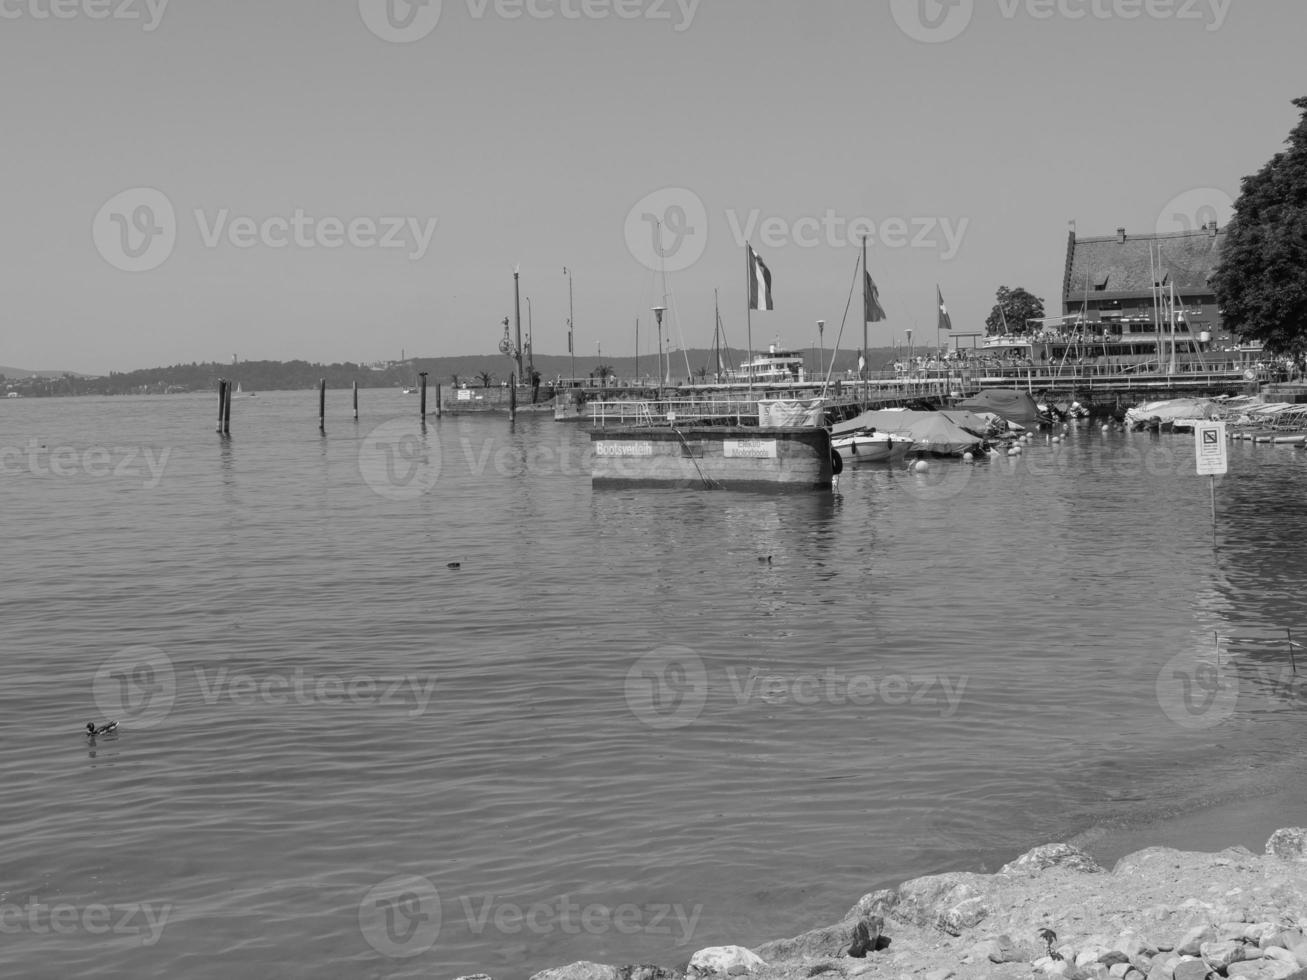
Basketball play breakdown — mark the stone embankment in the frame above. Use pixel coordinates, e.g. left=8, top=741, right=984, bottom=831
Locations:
left=458, top=829, right=1307, bottom=980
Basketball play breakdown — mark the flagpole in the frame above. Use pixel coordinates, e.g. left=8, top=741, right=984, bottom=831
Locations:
left=861, top=236, right=869, bottom=391
left=745, top=243, right=753, bottom=397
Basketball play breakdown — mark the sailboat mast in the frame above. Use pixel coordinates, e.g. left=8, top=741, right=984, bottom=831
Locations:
left=714, top=289, right=721, bottom=383
left=861, top=235, right=869, bottom=372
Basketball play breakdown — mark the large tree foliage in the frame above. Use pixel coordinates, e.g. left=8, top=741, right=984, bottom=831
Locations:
left=985, top=286, right=1045, bottom=335
left=1211, top=95, right=1307, bottom=359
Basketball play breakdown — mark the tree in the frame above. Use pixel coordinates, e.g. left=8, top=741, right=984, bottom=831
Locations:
left=594, top=364, right=615, bottom=385
left=476, top=370, right=494, bottom=388
left=1211, top=95, right=1307, bottom=360
left=985, top=286, right=1045, bottom=335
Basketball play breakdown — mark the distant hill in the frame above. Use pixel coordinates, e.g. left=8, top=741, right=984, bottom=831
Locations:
left=2, top=346, right=912, bottom=396
left=0, top=365, right=89, bottom=379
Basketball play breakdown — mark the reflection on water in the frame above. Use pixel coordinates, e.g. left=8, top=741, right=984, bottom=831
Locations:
left=1, top=394, right=1305, bottom=979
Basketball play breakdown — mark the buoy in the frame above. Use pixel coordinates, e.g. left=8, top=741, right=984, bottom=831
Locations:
left=447, top=562, right=461, bottom=569
left=962, top=451, right=974, bottom=462
left=1008, top=447, right=1020, bottom=456
left=1052, top=436, right=1060, bottom=443
left=1101, top=425, right=1109, bottom=432
left=914, top=460, right=929, bottom=473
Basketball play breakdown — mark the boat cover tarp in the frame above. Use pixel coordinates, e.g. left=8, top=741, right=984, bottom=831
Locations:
left=956, top=388, right=1043, bottom=423
left=757, top=398, right=824, bottom=427
left=831, top=409, right=987, bottom=455
left=1123, top=398, right=1219, bottom=425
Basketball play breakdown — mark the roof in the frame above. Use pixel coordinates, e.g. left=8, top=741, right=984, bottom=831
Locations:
left=1063, top=227, right=1225, bottom=303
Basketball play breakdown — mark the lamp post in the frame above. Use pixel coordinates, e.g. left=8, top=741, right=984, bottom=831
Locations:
left=651, top=305, right=666, bottom=399
left=526, top=296, right=534, bottom=380
left=817, top=319, right=825, bottom=379
left=564, top=266, right=575, bottom=383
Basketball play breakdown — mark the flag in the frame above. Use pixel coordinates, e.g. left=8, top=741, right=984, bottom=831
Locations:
left=937, top=285, right=953, bottom=331
left=747, top=245, right=773, bottom=311
left=865, top=272, right=886, bottom=322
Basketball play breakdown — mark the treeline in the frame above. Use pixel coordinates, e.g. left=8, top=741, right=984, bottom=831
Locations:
left=7, top=347, right=903, bottom=397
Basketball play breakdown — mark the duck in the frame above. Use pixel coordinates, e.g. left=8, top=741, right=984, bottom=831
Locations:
left=86, top=720, right=119, bottom=737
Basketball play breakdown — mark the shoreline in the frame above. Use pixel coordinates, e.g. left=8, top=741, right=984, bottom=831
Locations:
left=491, top=783, right=1307, bottom=980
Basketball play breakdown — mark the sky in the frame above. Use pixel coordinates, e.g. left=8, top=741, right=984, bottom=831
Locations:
left=1, top=0, right=1305, bottom=374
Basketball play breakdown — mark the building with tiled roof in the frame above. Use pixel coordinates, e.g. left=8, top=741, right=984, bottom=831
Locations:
left=1060, top=224, right=1227, bottom=344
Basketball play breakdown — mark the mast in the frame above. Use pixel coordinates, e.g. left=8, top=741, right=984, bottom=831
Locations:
left=634, top=316, right=639, bottom=385
left=513, top=269, right=524, bottom=383
left=713, top=290, right=722, bottom=383
left=861, top=235, right=869, bottom=379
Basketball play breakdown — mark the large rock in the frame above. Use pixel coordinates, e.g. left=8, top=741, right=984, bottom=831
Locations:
left=890, top=871, right=993, bottom=934
left=1001, top=843, right=1105, bottom=876
left=529, top=964, right=620, bottom=980
left=754, top=916, right=880, bottom=962
left=1201, top=940, right=1247, bottom=971
left=1171, top=960, right=1211, bottom=980
left=618, top=968, right=679, bottom=980
left=687, top=945, right=767, bottom=976
left=1266, top=829, right=1307, bottom=861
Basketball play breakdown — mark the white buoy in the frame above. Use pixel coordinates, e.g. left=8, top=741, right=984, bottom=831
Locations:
left=962, top=451, right=974, bottom=462
left=1101, top=425, right=1109, bottom=432
left=1008, top=447, right=1020, bottom=456
left=1052, top=435, right=1061, bottom=443
left=914, top=460, right=930, bottom=473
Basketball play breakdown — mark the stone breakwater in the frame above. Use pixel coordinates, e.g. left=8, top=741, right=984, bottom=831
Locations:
left=457, top=828, right=1307, bottom=980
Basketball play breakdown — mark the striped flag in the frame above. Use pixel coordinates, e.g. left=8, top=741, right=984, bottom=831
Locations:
left=937, top=285, right=953, bottom=331
left=865, top=272, right=886, bottom=322
left=748, top=245, right=773, bottom=311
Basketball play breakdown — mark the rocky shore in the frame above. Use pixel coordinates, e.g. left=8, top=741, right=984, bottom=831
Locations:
left=458, top=829, right=1307, bottom=980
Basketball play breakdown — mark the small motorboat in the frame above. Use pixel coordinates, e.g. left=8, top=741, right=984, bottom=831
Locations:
left=831, top=430, right=915, bottom=465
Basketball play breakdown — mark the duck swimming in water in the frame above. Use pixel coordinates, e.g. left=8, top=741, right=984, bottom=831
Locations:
left=86, top=720, right=118, bottom=737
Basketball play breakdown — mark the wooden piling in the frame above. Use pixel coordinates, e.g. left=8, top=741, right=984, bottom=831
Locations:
left=435, top=383, right=442, bottom=418
left=1290, top=628, right=1299, bottom=676
left=319, top=379, right=326, bottom=434
left=509, top=374, right=517, bottom=421
left=223, top=378, right=232, bottom=434
left=217, top=379, right=227, bottom=433
left=419, top=372, right=429, bottom=418
left=353, top=381, right=359, bottom=421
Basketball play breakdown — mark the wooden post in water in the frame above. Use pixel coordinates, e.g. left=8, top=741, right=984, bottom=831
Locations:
left=419, top=372, right=429, bottom=418
left=1290, top=628, right=1299, bottom=676
left=319, top=379, right=326, bottom=434
left=435, top=383, right=442, bottom=418
left=352, top=381, right=359, bottom=421
left=509, top=374, right=517, bottom=421
left=223, top=378, right=232, bottom=434
left=217, top=379, right=227, bottom=433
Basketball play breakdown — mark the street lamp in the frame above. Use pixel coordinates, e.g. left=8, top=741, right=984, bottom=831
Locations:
left=563, top=267, right=575, bottom=383
left=651, top=306, right=666, bottom=399
left=817, top=319, right=825, bottom=379
left=526, top=296, right=534, bottom=380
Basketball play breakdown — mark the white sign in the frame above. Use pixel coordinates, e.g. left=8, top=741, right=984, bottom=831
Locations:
left=723, top=440, right=778, bottom=459
left=456, top=388, right=472, bottom=401
left=1195, top=421, right=1228, bottom=475
left=596, top=441, right=653, bottom=457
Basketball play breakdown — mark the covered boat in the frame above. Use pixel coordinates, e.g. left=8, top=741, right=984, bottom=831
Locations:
left=831, top=409, right=990, bottom=458
left=955, top=388, right=1045, bottom=424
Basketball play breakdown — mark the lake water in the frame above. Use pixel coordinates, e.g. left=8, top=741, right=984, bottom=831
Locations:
left=2, top=390, right=1305, bottom=980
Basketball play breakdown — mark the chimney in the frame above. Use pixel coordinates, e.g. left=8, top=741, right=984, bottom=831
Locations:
left=1117, top=227, right=1126, bottom=243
